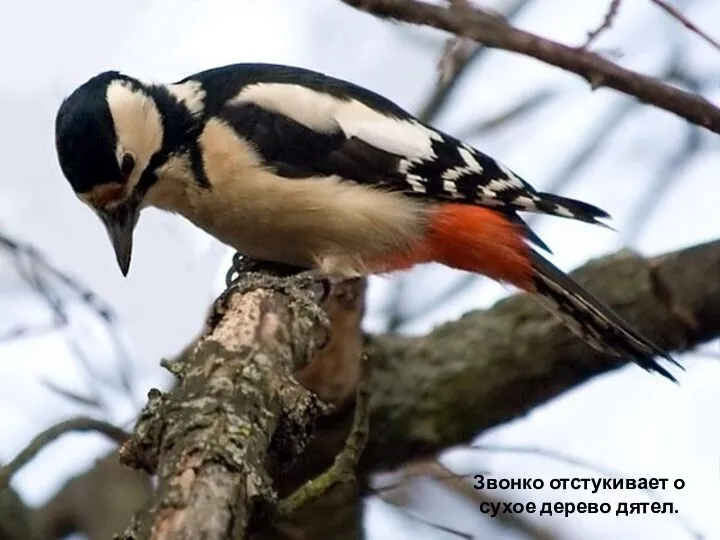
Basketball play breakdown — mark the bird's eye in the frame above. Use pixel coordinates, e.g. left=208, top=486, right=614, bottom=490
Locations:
left=120, top=153, right=136, bottom=180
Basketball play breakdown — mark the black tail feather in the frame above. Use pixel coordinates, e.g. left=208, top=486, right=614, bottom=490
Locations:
left=535, top=192, right=613, bottom=227
left=529, top=250, right=681, bottom=382
left=507, top=212, right=553, bottom=253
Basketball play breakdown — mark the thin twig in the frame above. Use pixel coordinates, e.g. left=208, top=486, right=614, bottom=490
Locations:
left=340, top=0, right=720, bottom=134
left=437, top=1, right=475, bottom=89
left=0, top=417, right=130, bottom=487
left=277, top=350, right=373, bottom=515
left=437, top=37, right=475, bottom=89
left=372, top=460, right=555, bottom=540
left=371, top=464, right=484, bottom=495
left=416, top=0, right=533, bottom=123
left=456, top=87, right=557, bottom=138
left=0, top=232, right=136, bottom=410
left=389, top=506, right=473, bottom=539
left=649, top=0, right=720, bottom=54
left=378, top=499, right=473, bottom=539
left=625, top=123, right=701, bottom=245
left=0, top=233, right=116, bottom=329
left=39, top=379, right=107, bottom=410
left=582, top=0, right=623, bottom=49
left=624, top=46, right=704, bottom=244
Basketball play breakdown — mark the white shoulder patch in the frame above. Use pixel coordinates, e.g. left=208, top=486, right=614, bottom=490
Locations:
left=229, top=82, right=436, bottom=159
left=165, top=80, right=206, bottom=115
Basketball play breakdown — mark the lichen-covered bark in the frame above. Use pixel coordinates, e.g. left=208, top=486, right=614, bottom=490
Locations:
left=119, top=275, right=333, bottom=540
left=281, top=241, right=720, bottom=539
left=365, top=243, right=720, bottom=470
left=111, top=241, right=720, bottom=540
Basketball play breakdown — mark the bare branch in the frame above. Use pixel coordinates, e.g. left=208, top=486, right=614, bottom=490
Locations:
left=340, top=0, right=720, bottom=134
left=456, top=87, right=557, bottom=138
left=0, top=417, right=129, bottom=488
left=364, top=240, right=720, bottom=472
left=650, top=0, right=720, bottom=54
left=119, top=269, right=365, bottom=539
left=415, top=0, right=533, bottom=123
left=0, top=232, right=136, bottom=409
left=277, top=350, right=372, bottom=516
left=582, top=0, right=623, bottom=49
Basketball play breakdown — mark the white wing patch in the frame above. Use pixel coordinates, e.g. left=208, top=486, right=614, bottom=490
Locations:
left=486, top=178, right=518, bottom=191
left=511, top=195, right=537, bottom=210
left=442, top=146, right=485, bottom=182
left=229, top=83, right=436, bottom=160
left=346, top=119, right=435, bottom=158
left=398, top=156, right=429, bottom=193
left=549, top=203, right=575, bottom=218
left=458, top=147, right=482, bottom=171
left=165, top=80, right=206, bottom=115
left=230, top=83, right=339, bottom=132
left=496, top=160, right=526, bottom=190
left=442, top=179, right=460, bottom=197
left=406, top=175, right=427, bottom=193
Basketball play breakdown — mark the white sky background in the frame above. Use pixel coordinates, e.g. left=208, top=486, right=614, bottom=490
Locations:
left=1, top=0, right=719, bottom=538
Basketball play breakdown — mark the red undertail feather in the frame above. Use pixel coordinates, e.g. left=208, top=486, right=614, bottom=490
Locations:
left=375, top=203, right=534, bottom=289
left=425, top=203, right=535, bottom=290
left=376, top=203, right=679, bottom=381
left=379, top=203, right=535, bottom=291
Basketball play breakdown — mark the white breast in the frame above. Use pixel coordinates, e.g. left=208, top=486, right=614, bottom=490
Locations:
left=149, top=118, right=428, bottom=276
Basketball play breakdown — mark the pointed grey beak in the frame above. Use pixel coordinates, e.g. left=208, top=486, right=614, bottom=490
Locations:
left=99, top=198, right=140, bottom=277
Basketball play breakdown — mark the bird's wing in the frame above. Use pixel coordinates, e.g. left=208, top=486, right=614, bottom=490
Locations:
left=211, top=68, right=609, bottom=239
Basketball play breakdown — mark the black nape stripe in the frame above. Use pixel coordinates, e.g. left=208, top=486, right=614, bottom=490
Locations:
left=147, top=85, right=210, bottom=189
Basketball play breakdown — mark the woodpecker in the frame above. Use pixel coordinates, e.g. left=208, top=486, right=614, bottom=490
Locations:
left=54, top=63, right=680, bottom=381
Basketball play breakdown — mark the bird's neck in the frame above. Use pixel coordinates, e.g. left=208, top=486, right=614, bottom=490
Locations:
left=148, top=83, right=205, bottom=156
left=144, top=152, right=199, bottom=215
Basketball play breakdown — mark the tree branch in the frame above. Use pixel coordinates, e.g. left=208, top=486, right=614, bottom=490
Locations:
left=117, top=268, right=370, bottom=539
left=47, top=241, right=715, bottom=539
left=118, top=272, right=334, bottom=539
left=364, top=240, right=720, bottom=471
left=0, top=418, right=129, bottom=488
left=415, top=0, right=534, bottom=124
left=650, top=0, right=720, bottom=54
left=340, top=0, right=720, bottom=134
left=256, top=240, right=720, bottom=539
left=582, top=0, right=623, bottom=49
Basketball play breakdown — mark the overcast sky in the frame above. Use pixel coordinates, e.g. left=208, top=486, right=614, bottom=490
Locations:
left=1, top=1, right=719, bottom=538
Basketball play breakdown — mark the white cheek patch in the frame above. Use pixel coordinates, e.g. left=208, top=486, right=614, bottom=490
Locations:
left=106, top=80, right=164, bottom=190
left=229, top=83, right=437, bottom=160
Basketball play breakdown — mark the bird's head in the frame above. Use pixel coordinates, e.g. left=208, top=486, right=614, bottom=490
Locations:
left=55, top=71, right=165, bottom=276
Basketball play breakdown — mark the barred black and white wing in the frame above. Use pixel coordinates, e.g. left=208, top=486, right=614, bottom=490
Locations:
left=184, top=63, right=610, bottom=234
left=174, top=63, right=678, bottom=381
